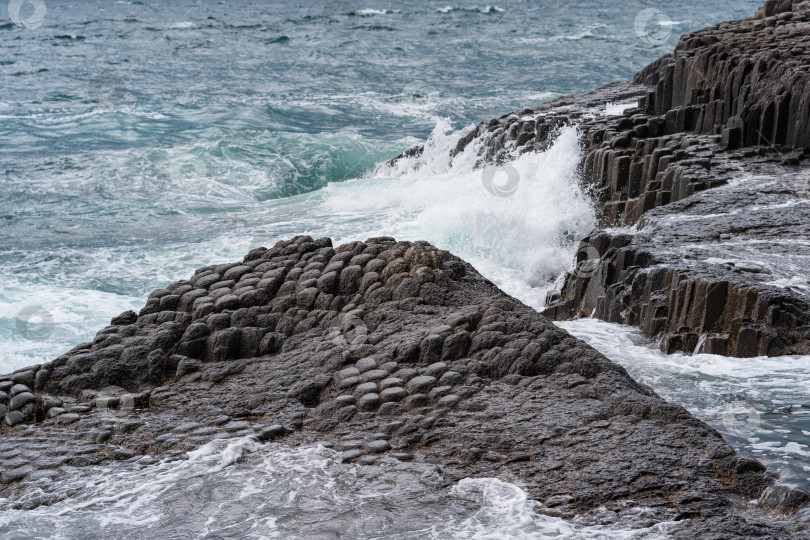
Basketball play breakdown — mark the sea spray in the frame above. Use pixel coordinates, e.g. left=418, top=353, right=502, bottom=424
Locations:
left=324, top=121, right=596, bottom=309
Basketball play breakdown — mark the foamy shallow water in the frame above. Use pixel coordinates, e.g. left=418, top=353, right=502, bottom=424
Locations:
left=0, top=437, right=678, bottom=540
left=558, top=318, right=810, bottom=492
left=3, top=0, right=800, bottom=536
left=0, top=121, right=593, bottom=371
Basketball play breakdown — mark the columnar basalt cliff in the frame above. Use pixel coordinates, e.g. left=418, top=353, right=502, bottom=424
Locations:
left=1, top=236, right=806, bottom=536
left=2, top=2, right=810, bottom=536
left=416, top=0, right=810, bottom=357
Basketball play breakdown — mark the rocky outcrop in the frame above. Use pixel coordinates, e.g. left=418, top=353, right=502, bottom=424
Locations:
left=1, top=236, right=804, bottom=536
left=413, top=1, right=810, bottom=357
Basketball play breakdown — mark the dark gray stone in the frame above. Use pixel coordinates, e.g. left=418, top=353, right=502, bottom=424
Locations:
left=1, top=466, right=33, bottom=484
left=380, top=387, right=407, bottom=403
left=9, top=392, right=34, bottom=411
left=1, top=233, right=799, bottom=537
left=363, top=440, right=390, bottom=454
left=3, top=411, right=25, bottom=427
left=406, top=376, right=437, bottom=394
left=356, top=393, right=380, bottom=412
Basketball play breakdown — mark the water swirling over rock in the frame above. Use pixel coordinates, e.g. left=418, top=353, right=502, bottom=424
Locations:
left=1, top=235, right=806, bottom=536
left=401, top=0, right=810, bottom=359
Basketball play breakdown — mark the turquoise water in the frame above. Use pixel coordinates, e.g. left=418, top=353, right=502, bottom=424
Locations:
left=1, top=0, right=762, bottom=368
left=7, top=1, right=809, bottom=537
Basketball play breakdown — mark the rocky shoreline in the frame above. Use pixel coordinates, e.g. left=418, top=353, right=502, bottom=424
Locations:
left=1, top=235, right=807, bottom=537
left=2, top=1, right=810, bottom=537
left=398, top=0, right=810, bottom=358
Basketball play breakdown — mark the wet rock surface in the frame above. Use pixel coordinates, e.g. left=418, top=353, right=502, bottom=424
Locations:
left=403, top=1, right=810, bottom=357
left=0, top=235, right=805, bottom=536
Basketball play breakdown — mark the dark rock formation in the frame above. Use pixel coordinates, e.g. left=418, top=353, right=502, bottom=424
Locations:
left=0, top=236, right=805, bottom=536
left=404, top=1, right=810, bottom=357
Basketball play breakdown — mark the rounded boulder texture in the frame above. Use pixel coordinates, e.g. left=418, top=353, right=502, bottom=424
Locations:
left=111, top=310, right=138, bottom=326
left=338, top=265, right=363, bottom=295
left=4, top=410, right=26, bottom=427
left=355, top=357, right=377, bottom=373
left=438, top=371, right=464, bottom=387
left=378, top=402, right=405, bottom=416
left=34, top=369, right=51, bottom=391
left=9, top=392, right=35, bottom=411
left=406, top=375, right=437, bottom=394
left=403, top=394, right=429, bottom=410
left=437, top=394, right=461, bottom=408
left=11, top=371, right=35, bottom=387
left=394, top=367, right=419, bottom=382
left=426, top=362, right=449, bottom=377
left=353, top=382, right=379, bottom=399
left=194, top=273, right=221, bottom=289
left=357, top=393, right=380, bottom=412
left=360, top=369, right=388, bottom=383
left=10, top=384, right=30, bottom=397
left=296, top=287, right=319, bottom=309
left=379, top=361, right=398, bottom=373
left=380, top=387, right=407, bottom=403
left=364, top=440, right=391, bottom=454
left=316, top=271, right=338, bottom=294
left=339, top=367, right=360, bottom=380
left=334, top=395, right=356, bottom=408
left=46, top=407, right=66, bottom=418
left=380, top=377, right=404, bottom=390
left=429, top=386, right=452, bottom=402
left=13, top=234, right=791, bottom=534
left=222, top=265, right=251, bottom=281
left=339, top=376, right=361, bottom=390
left=1, top=465, right=33, bottom=484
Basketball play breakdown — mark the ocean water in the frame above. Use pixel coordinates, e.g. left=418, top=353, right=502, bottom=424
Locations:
left=0, top=437, right=682, bottom=539
left=6, top=0, right=807, bottom=537
left=559, top=319, right=810, bottom=495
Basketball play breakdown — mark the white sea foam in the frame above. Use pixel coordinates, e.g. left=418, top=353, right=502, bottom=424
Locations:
left=0, top=438, right=677, bottom=539
left=321, top=120, right=595, bottom=309
left=605, top=101, right=638, bottom=115
left=558, top=318, right=810, bottom=489
left=357, top=8, right=396, bottom=16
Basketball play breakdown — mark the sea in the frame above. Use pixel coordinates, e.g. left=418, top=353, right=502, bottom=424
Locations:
left=3, top=0, right=809, bottom=538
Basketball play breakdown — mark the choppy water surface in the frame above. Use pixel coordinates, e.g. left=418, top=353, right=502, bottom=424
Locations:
left=0, top=437, right=679, bottom=539
left=559, top=319, right=810, bottom=493
left=6, top=0, right=808, bottom=537
left=1, top=0, right=762, bottom=367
